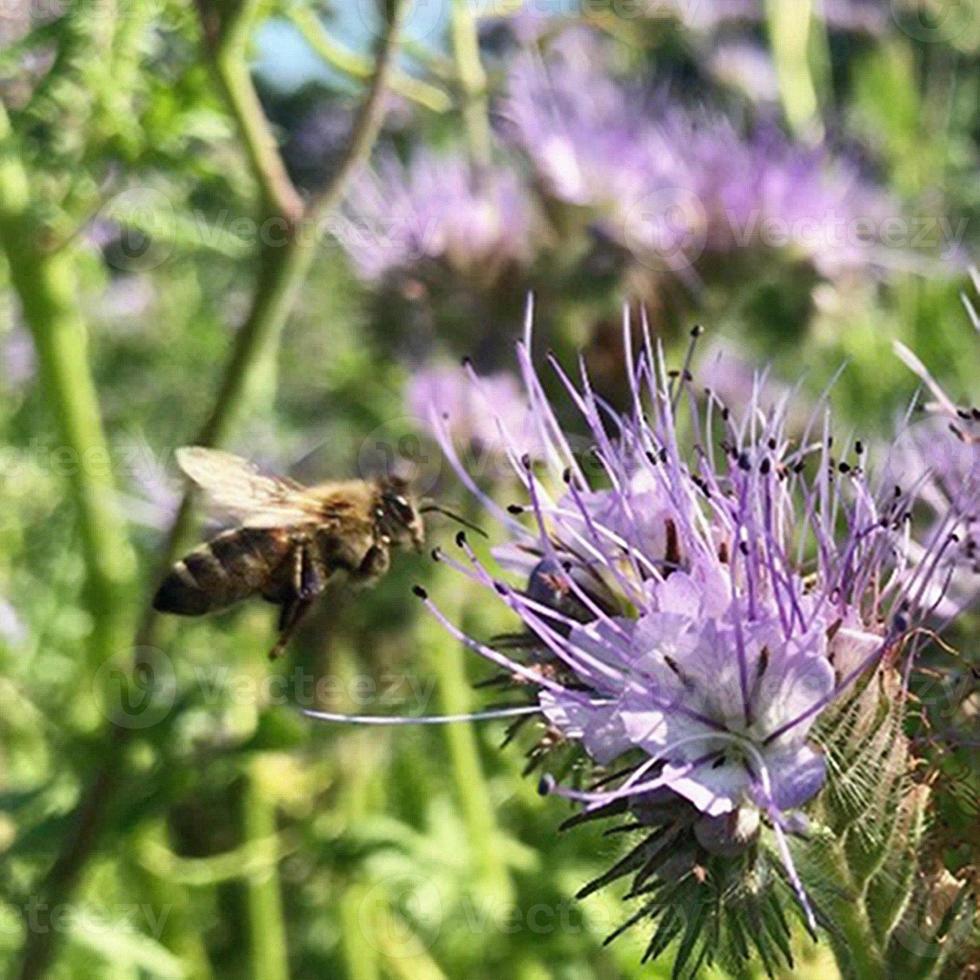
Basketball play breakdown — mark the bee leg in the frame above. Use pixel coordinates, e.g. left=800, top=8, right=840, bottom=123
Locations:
left=356, top=543, right=390, bottom=584
left=269, top=597, right=312, bottom=660
left=296, top=543, right=328, bottom=601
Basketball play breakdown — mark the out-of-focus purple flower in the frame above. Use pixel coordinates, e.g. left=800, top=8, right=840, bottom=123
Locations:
left=645, top=0, right=888, bottom=35
left=418, top=306, right=968, bottom=929
left=406, top=362, right=542, bottom=459
left=502, top=43, right=896, bottom=278
left=707, top=41, right=780, bottom=103
left=334, top=152, right=537, bottom=284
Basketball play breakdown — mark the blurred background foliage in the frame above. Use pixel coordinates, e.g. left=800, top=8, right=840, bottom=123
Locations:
left=0, top=0, right=977, bottom=977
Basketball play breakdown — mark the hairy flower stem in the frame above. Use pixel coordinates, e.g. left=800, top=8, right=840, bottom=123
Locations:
left=821, top=842, right=888, bottom=979
left=0, top=103, right=136, bottom=679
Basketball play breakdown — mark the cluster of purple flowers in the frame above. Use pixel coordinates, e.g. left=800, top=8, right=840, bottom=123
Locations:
left=334, top=151, right=536, bottom=284
left=334, top=25, right=901, bottom=294
left=411, top=305, right=972, bottom=930
left=503, top=32, right=895, bottom=279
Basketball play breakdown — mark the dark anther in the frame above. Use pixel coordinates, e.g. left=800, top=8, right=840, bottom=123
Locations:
left=855, top=440, right=864, bottom=454
left=739, top=541, right=750, bottom=556
left=691, top=324, right=704, bottom=337
left=838, top=462, right=851, bottom=474
left=521, top=453, right=532, bottom=469
left=431, top=547, right=442, bottom=562
left=455, top=531, right=467, bottom=547
left=412, top=585, right=428, bottom=600
left=711, top=756, right=727, bottom=769
left=507, top=504, right=524, bottom=514
left=721, top=407, right=730, bottom=421
left=493, top=580, right=508, bottom=595
left=760, top=458, right=771, bottom=475
left=767, top=438, right=777, bottom=450
left=562, top=467, right=572, bottom=483
left=460, top=355, right=472, bottom=367
left=658, top=447, right=668, bottom=463
left=538, top=774, right=556, bottom=796
left=645, top=450, right=658, bottom=465
left=793, top=461, right=806, bottom=474
left=737, top=452, right=751, bottom=471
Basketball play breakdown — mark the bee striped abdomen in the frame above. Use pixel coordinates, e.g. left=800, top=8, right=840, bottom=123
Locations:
left=153, top=528, right=291, bottom=616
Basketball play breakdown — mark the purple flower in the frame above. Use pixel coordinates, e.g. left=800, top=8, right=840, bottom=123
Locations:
left=334, top=152, right=537, bottom=284
left=406, top=362, right=542, bottom=459
left=417, top=306, right=967, bottom=931
left=645, top=0, right=888, bottom=35
left=502, top=41, right=896, bottom=278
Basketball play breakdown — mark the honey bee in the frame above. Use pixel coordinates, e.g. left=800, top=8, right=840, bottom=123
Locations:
left=153, top=447, right=431, bottom=659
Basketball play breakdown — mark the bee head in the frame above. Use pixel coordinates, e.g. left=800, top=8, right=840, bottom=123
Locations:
left=377, top=478, right=425, bottom=552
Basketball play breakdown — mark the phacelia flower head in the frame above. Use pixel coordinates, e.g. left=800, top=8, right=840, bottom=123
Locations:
left=414, top=303, right=970, bottom=955
left=335, top=151, right=537, bottom=286
left=502, top=40, right=897, bottom=281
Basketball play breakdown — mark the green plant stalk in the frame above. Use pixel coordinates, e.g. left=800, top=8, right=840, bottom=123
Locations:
left=242, top=759, right=289, bottom=980
left=0, top=104, right=136, bottom=673
left=130, top=823, right=215, bottom=979
left=449, top=0, right=492, bottom=166
left=339, top=882, right=382, bottom=980
left=331, top=643, right=387, bottom=976
left=820, top=840, right=887, bottom=979
left=290, top=6, right=451, bottom=113
left=418, top=564, right=513, bottom=911
left=765, top=0, right=822, bottom=139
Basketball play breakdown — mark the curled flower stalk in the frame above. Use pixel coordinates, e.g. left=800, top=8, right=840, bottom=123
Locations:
left=396, top=306, right=977, bottom=975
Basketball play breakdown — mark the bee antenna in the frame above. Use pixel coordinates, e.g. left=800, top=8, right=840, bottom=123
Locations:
left=419, top=504, right=489, bottom=539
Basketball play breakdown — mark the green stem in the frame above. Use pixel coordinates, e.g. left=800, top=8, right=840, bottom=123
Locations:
left=822, top=842, right=887, bottom=979
left=290, top=6, right=451, bottom=113
left=242, top=760, right=289, bottom=980
left=449, top=0, right=491, bottom=166
left=0, top=103, right=136, bottom=674
left=765, top=0, right=823, bottom=140
left=208, top=0, right=304, bottom=223
left=418, top=563, right=513, bottom=911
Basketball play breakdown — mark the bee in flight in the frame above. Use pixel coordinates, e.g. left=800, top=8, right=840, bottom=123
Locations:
left=153, top=447, right=475, bottom=659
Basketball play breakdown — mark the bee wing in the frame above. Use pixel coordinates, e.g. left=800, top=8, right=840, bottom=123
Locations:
left=175, top=447, right=327, bottom=527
